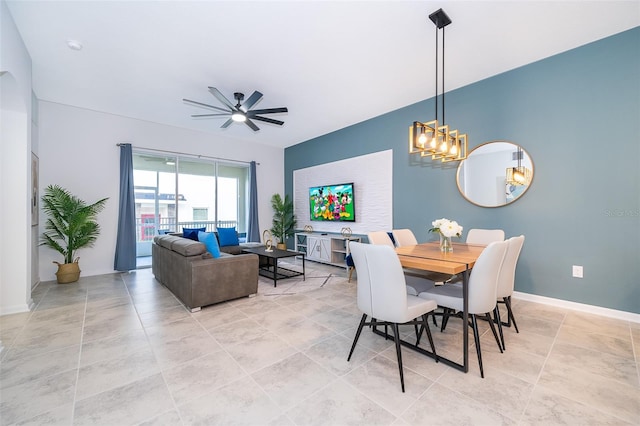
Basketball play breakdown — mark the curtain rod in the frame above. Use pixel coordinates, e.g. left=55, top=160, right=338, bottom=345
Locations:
left=116, top=143, right=259, bottom=165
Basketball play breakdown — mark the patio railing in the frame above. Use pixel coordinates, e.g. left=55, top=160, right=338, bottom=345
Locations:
left=136, top=218, right=238, bottom=242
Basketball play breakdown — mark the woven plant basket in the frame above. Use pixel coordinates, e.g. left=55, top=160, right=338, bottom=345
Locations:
left=54, top=258, right=81, bottom=284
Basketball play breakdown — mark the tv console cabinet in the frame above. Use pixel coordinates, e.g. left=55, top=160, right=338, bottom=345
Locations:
left=294, top=232, right=362, bottom=269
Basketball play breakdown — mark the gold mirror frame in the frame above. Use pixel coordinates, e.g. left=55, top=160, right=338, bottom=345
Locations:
left=456, top=140, right=534, bottom=208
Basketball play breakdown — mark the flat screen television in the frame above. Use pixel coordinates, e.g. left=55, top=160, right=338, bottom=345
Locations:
left=309, top=183, right=355, bottom=222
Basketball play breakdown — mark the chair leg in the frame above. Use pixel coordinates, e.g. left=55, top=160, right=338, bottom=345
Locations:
left=415, top=324, right=424, bottom=346
left=441, top=308, right=451, bottom=332
left=348, top=266, right=354, bottom=283
left=493, top=306, right=505, bottom=351
left=422, top=314, right=438, bottom=362
left=391, top=323, right=405, bottom=393
left=471, top=314, right=484, bottom=378
left=500, top=298, right=511, bottom=327
left=347, top=314, right=367, bottom=361
left=485, top=312, right=503, bottom=354
left=505, top=296, right=519, bottom=333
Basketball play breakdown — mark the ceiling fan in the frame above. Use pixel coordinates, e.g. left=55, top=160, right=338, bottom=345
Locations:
left=183, top=87, right=288, bottom=131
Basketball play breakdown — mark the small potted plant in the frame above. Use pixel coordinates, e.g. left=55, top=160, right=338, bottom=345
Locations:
left=40, top=185, right=108, bottom=283
left=270, top=193, right=296, bottom=250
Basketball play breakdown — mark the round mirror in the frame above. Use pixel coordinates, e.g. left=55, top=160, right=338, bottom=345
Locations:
left=457, top=140, right=534, bottom=207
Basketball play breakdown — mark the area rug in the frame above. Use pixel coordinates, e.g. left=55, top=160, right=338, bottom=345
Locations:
left=258, top=272, right=338, bottom=296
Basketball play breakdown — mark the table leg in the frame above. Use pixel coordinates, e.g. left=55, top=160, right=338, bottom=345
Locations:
left=273, top=258, right=278, bottom=287
left=462, top=268, right=469, bottom=373
left=302, top=254, right=306, bottom=281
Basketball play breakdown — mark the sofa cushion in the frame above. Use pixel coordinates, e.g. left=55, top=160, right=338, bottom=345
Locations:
left=183, top=227, right=206, bottom=241
left=198, top=231, right=221, bottom=258
left=220, top=245, right=244, bottom=255
left=154, top=235, right=182, bottom=250
left=171, top=237, right=206, bottom=256
left=217, top=227, right=239, bottom=246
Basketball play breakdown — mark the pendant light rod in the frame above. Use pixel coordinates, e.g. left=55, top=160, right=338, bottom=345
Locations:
left=434, top=23, right=438, bottom=122
left=429, top=8, right=451, bottom=126
left=442, top=26, right=446, bottom=126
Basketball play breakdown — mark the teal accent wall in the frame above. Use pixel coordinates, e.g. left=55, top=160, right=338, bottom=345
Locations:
left=285, top=27, right=640, bottom=314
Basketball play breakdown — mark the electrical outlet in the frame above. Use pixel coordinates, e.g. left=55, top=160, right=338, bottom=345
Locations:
left=572, top=265, right=583, bottom=278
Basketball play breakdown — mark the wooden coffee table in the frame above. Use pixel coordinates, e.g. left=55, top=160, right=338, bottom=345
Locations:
left=242, top=246, right=305, bottom=287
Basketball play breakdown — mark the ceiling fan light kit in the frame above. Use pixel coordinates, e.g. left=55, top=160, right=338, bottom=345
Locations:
left=183, top=87, right=288, bottom=131
left=231, top=112, right=246, bottom=122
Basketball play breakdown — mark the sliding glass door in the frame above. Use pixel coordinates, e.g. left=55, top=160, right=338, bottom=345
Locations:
left=217, top=163, right=249, bottom=235
left=132, top=155, right=178, bottom=265
left=132, top=152, right=249, bottom=267
left=176, top=159, right=216, bottom=232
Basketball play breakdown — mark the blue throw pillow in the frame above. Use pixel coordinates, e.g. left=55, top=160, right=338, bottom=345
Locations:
left=183, top=227, right=206, bottom=241
left=387, top=232, right=396, bottom=245
left=217, top=227, right=239, bottom=247
left=198, top=231, right=221, bottom=258
left=345, top=253, right=354, bottom=267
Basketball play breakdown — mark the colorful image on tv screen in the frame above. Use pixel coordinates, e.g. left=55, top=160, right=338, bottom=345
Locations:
left=309, top=183, right=355, bottom=222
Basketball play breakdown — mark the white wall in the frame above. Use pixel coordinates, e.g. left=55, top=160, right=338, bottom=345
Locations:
left=0, top=0, right=34, bottom=315
left=293, top=150, right=393, bottom=235
left=38, top=101, right=283, bottom=281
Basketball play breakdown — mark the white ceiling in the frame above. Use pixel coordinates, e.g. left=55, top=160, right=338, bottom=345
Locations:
left=6, top=1, right=640, bottom=149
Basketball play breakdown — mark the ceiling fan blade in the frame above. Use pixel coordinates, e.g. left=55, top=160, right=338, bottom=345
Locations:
left=248, top=107, right=288, bottom=115
left=208, top=87, right=236, bottom=110
left=241, top=91, right=263, bottom=112
left=245, top=118, right=260, bottom=131
left=251, top=116, right=285, bottom=126
left=191, top=113, right=230, bottom=117
left=221, top=118, right=234, bottom=128
left=183, top=98, right=229, bottom=113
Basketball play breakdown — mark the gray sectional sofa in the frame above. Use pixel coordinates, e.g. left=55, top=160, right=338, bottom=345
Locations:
left=152, top=235, right=259, bottom=311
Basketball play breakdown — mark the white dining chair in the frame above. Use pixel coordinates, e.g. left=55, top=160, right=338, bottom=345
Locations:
left=368, top=231, right=434, bottom=296
left=418, top=240, right=508, bottom=378
left=347, top=242, right=438, bottom=392
left=466, top=228, right=505, bottom=245
left=494, top=235, right=525, bottom=349
left=392, top=229, right=418, bottom=247
left=367, top=231, right=395, bottom=247
left=444, top=228, right=506, bottom=284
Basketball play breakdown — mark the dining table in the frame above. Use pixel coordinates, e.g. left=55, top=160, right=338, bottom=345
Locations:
left=391, top=241, right=487, bottom=373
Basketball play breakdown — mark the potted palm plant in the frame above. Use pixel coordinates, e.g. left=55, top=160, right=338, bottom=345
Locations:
left=40, top=185, right=108, bottom=283
left=270, top=193, right=296, bottom=250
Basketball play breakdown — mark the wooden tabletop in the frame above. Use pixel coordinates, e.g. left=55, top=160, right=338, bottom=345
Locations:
left=395, top=242, right=486, bottom=275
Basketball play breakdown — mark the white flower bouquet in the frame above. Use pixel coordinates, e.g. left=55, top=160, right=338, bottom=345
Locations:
left=429, top=218, right=463, bottom=238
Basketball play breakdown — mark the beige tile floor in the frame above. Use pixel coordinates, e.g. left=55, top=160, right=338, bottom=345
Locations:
left=1, top=260, right=639, bottom=425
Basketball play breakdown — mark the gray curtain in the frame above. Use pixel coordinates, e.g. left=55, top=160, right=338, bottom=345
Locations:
left=247, top=161, right=260, bottom=242
left=114, top=143, right=137, bottom=271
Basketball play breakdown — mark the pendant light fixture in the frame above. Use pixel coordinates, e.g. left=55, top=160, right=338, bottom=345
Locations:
left=409, top=9, right=467, bottom=163
left=506, top=146, right=532, bottom=185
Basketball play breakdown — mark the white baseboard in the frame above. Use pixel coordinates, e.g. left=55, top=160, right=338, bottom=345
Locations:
left=0, top=298, right=34, bottom=317
left=513, top=291, right=640, bottom=324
